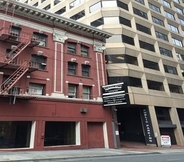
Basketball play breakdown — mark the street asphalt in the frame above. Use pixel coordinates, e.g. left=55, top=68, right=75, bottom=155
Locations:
left=0, top=146, right=184, bottom=162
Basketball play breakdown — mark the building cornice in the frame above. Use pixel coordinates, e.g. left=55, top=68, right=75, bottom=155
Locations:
left=0, top=0, right=112, bottom=39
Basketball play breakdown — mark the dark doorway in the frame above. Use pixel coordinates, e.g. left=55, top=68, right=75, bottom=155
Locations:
left=44, top=121, right=76, bottom=146
left=117, top=106, right=145, bottom=143
left=0, top=121, right=32, bottom=148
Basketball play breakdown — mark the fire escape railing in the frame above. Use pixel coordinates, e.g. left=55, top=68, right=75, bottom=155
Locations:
left=5, top=41, right=30, bottom=64
left=0, top=28, right=39, bottom=95
left=0, top=61, right=30, bottom=94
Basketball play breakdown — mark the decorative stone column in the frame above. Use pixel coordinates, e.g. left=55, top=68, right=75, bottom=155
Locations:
left=51, top=32, right=68, bottom=98
left=93, top=43, right=106, bottom=101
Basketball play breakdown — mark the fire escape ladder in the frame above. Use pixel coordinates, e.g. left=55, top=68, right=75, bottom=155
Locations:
left=5, top=41, right=30, bottom=64
left=0, top=61, right=29, bottom=94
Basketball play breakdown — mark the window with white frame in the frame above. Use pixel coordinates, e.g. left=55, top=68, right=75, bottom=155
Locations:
left=168, top=24, right=178, bottom=33
left=68, top=62, right=77, bottom=75
left=83, top=86, right=91, bottom=99
left=67, top=42, right=76, bottom=54
left=68, top=84, right=77, bottom=98
left=172, top=38, right=183, bottom=47
left=81, top=45, right=89, bottom=57
left=44, top=121, right=78, bottom=146
left=82, top=64, right=90, bottom=77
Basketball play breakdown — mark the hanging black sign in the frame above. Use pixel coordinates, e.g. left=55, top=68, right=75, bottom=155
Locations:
left=102, top=83, right=129, bottom=107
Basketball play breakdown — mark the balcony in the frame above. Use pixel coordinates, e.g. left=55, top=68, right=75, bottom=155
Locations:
left=0, top=86, right=36, bottom=100
left=0, top=58, right=39, bottom=72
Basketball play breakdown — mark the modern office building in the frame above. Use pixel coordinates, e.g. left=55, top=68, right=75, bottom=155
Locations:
left=19, top=0, right=184, bottom=147
left=0, top=0, right=114, bottom=150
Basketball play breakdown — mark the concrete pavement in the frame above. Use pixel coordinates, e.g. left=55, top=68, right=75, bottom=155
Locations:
left=0, top=146, right=184, bottom=162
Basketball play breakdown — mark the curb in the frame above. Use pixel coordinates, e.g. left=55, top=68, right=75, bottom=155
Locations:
left=0, top=152, right=161, bottom=162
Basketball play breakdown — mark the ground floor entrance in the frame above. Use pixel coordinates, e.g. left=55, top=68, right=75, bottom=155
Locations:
left=116, top=105, right=156, bottom=146
left=0, top=99, right=114, bottom=151
left=87, top=122, right=104, bottom=148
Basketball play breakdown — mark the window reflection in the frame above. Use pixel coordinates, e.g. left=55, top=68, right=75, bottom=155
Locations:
left=102, top=0, right=117, bottom=7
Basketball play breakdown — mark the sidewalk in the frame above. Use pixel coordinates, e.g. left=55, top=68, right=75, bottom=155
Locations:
left=0, top=145, right=184, bottom=161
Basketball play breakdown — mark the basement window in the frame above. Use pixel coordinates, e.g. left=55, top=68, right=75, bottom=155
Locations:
left=44, top=121, right=78, bottom=146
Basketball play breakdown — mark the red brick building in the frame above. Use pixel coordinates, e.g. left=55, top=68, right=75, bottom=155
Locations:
left=0, top=0, right=114, bottom=150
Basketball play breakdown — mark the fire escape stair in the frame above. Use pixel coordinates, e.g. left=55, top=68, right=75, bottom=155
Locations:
left=0, top=61, right=29, bottom=94
left=5, top=41, right=30, bottom=64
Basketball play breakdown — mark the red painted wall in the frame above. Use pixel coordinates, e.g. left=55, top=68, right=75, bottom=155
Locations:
left=0, top=98, right=114, bottom=150
left=0, top=10, right=114, bottom=151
